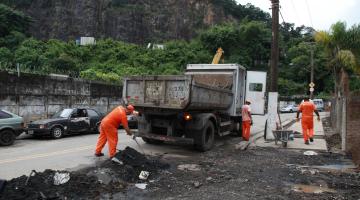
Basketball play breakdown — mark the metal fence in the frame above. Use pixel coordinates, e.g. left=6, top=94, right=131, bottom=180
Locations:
left=0, top=63, right=81, bottom=78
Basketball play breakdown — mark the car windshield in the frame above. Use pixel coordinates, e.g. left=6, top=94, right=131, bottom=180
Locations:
left=52, top=109, right=73, bottom=118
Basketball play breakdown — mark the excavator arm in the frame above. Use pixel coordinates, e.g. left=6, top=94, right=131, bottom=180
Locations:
left=211, top=47, right=224, bottom=64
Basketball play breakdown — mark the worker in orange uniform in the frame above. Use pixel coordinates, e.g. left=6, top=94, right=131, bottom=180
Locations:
left=296, top=97, right=320, bottom=145
left=95, top=104, right=135, bottom=158
left=241, top=100, right=253, bottom=141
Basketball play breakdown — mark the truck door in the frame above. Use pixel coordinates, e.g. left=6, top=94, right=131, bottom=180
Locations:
left=245, top=71, right=267, bottom=115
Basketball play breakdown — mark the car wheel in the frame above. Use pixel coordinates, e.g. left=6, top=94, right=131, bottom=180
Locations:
left=194, top=121, right=215, bottom=152
left=290, top=109, right=293, bottom=113
left=51, top=127, right=63, bottom=139
left=0, top=129, right=16, bottom=146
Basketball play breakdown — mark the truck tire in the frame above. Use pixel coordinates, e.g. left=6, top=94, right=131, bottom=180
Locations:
left=142, top=137, right=164, bottom=145
left=0, top=129, right=16, bottom=146
left=195, top=121, right=215, bottom=151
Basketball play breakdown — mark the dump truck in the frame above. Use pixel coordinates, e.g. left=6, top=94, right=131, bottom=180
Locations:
left=123, top=64, right=267, bottom=151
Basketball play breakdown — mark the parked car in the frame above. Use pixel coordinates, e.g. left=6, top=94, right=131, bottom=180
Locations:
left=27, top=108, right=103, bottom=139
left=0, top=109, right=24, bottom=146
left=312, top=99, right=324, bottom=112
left=280, top=104, right=298, bottom=113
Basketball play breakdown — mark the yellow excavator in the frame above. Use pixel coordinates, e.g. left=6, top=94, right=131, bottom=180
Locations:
left=211, top=47, right=224, bottom=64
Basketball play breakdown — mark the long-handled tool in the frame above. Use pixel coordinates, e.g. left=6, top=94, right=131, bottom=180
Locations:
left=132, top=135, right=146, bottom=155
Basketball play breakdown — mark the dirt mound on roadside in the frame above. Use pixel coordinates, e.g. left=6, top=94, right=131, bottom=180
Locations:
left=0, top=147, right=169, bottom=200
left=108, top=146, right=170, bottom=182
left=0, top=170, right=104, bottom=200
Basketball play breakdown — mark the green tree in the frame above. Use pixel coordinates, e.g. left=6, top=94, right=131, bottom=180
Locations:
left=0, top=4, right=31, bottom=48
left=315, top=21, right=360, bottom=96
left=199, top=21, right=270, bottom=70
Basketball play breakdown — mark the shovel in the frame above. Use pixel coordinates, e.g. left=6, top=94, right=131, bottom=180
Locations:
left=132, top=135, right=146, bottom=156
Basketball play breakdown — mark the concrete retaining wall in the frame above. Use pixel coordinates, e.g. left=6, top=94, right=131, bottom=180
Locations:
left=346, top=91, right=360, bottom=166
left=0, top=71, right=123, bottom=122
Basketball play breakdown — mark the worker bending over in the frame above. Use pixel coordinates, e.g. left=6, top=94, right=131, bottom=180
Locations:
left=95, top=104, right=135, bottom=158
left=296, top=97, right=320, bottom=145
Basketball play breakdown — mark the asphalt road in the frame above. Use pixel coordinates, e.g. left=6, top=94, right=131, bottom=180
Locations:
left=0, top=113, right=296, bottom=180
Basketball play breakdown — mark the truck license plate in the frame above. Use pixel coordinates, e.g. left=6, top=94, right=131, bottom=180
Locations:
left=28, top=130, right=34, bottom=134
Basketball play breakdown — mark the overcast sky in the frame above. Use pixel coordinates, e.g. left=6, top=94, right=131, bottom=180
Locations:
left=236, top=0, right=360, bottom=31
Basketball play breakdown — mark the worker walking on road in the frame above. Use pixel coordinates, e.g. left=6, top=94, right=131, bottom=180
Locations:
left=95, top=104, right=135, bottom=158
left=296, top=97, right=320, bottom=145
left=241, top=100, right=253, bottom=141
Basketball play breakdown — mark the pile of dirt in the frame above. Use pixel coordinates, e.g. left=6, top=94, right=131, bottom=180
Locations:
left=98, top=146, right=170, bottom=182
left=0, top=147, right=169, bottom=200
left=0, top=170, right=105, bottom=200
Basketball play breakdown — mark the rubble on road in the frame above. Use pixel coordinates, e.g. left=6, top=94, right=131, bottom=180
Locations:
left=177, top=164, right=201, bottom=171
left=0, top=147, right=169, bottom=200
left=133, top=141, right=360, bottom=200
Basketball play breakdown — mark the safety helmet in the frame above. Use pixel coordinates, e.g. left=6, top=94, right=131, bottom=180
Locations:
left=126, top=104, right=135, bottom=113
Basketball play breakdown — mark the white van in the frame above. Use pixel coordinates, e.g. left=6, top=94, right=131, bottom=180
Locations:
left=312, top=99, right=324, bottom=111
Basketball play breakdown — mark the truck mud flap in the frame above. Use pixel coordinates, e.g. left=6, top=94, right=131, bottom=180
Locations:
left=134, top=131, right=194, bottom=145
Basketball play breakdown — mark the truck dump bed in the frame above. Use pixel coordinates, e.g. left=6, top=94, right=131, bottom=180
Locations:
left=123, top=75, right=233, bottom=111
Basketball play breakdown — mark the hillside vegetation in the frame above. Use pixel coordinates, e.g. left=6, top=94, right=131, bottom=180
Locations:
left=0, top=1, right=359, bottom=95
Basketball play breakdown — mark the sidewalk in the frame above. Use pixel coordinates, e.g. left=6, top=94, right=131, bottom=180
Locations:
left=255, top=113, right=328, bottom=151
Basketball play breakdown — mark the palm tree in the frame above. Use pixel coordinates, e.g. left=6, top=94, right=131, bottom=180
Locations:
left=315, top=21, right=360, bottom=97
left=315, top=21, right=360, bottom=134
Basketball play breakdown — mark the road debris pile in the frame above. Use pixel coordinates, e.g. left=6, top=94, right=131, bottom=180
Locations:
left=134, top=144, right=360, bottom=200
left=0, top=147, right=169, bottom=200
left=0, top=169, right=105, bottom=199
left=102, top=146, right=170, bottom=182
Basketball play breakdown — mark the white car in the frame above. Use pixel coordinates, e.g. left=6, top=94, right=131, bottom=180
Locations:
left=312, top=99, right=324, bottom=111
left=280, top=105, right=298, bottom=113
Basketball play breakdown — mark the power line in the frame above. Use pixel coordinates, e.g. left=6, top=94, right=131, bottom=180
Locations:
left=279, top=9, right=285, bottom=24
left=304, top=0, right=314, bottom=28
left=290, top=0, right=301, bottom=25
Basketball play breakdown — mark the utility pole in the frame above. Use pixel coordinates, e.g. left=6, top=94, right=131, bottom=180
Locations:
left=266, top=0, right=280, bottom=140
left=270, top=0, right=279, bottom=92
left=310, top=48, right=314, bottom=99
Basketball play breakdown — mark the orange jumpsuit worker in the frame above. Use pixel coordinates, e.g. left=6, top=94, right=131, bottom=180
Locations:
left=95, top=105, right=135, bottom=158
left=296, top=97, right=320, bottom=145
left=241, top=100, right=253, bottom=141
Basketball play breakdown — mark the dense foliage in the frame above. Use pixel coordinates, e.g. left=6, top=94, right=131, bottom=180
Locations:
left=1, top=2, right=355, bottom=96
left=315, top=22, right=360, bottom=95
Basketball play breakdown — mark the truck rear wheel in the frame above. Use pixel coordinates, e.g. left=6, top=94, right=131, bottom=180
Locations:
left=142, top=137, right=164, bottom=145
left=195, top=121, right=215, bottom=151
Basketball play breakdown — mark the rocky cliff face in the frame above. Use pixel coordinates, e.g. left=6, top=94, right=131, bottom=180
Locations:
left=12, top=0, right=234, bottom=44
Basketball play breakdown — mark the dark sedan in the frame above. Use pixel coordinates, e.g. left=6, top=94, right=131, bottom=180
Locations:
left=27, top=108, right=103, bottom=139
